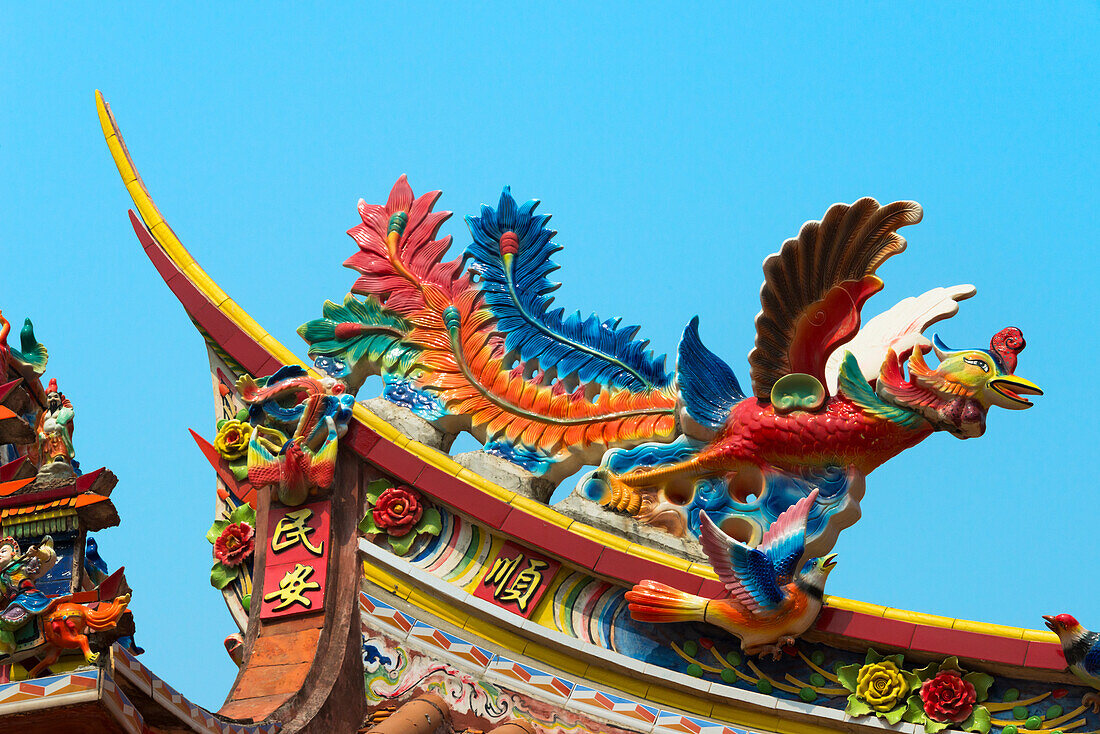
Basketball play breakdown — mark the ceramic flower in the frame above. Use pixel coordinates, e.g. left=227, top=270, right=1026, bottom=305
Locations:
left=359, top=479, right=442, bottom=555
left=372, top=486, right=424, bottom=536
left=838, top=649, right=919, bottom=725
left=208, top=503, right=257, bottom=590
left=904, top=657, right=993, bottom=734
left=214, top=419, right=251, bottom=461
left=213, top=522, right=254, bottom=567
left=920, top=670, right=977, bottom=723
left=858, top=659, right=910, bottom=711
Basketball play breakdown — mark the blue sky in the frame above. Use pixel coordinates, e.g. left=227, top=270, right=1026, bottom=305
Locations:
left=2, top=3, right=1098, bottom=710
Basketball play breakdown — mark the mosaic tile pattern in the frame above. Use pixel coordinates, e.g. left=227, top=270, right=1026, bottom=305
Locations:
left=487, top=655, right=574, bottom=701
left=102, top=674, right=145, bottom=734
left=654, top=711, right=751, bottom=734
left=114, top=646, right=282, bottom=734
left=359, top=592, right=415, bottom=636
left=408, top=622, right=493, bottom=669
left=0, top=668, right=98, bottom=708
left=570, top=684, right=660, bottom=728
left=360, top=590, right=786, bottom=734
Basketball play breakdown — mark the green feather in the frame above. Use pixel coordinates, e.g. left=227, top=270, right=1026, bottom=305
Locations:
left=837, top=352, right=924, bottom=428
left=297, top=294, right=421, bottom=376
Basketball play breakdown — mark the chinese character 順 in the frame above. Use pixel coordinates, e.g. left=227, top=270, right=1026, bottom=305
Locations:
left=482, top=553, right=549, bottom=613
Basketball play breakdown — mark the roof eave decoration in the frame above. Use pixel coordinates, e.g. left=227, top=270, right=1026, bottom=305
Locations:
left=97, top=90, right=1086, bottom=734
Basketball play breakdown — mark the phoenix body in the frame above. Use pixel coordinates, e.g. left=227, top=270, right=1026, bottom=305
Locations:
left=294, top=180, right=1039, bottom=548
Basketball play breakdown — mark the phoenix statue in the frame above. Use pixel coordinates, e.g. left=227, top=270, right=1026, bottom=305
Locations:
left=300, top=179, right=1041, bottom=552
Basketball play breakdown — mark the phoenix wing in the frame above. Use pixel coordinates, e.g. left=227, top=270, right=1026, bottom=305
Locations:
left=749, top=199, right=923, bottom=400
left=823, top=284, right=975, bottom=392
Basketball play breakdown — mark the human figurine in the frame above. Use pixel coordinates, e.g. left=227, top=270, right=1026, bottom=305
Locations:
left=35, top=379, right=75, bottom=476
left=0, top=535, right=58, bottom=656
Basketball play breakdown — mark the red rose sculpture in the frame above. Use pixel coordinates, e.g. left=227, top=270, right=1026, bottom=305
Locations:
left=372, top=486, right=424, bottom=536
left=214, top=522, right=255, bottom=567
left=920, top=670, right=977, bottom=723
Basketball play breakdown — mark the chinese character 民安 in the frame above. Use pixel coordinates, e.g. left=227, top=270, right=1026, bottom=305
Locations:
left=262, top=563, right=320, bottom=611
left=271, top=508, right=324, bottom=555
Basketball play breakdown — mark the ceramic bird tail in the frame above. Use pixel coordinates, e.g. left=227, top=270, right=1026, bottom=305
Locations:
left=626, top=580, right=709, bottom=625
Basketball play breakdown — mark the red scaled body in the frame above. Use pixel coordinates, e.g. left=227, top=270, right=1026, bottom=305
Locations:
left=703, top=395, right=932, bottom=475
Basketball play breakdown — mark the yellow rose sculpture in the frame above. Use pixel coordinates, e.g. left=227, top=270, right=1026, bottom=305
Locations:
left=856, top=659, right=909, bottom=711
left=214, top=419, right=251, bottom=461
left=839, top=649, right=920, bottom=725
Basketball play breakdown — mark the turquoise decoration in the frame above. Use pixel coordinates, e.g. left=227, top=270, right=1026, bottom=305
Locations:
left=13, top=318, right=48, bottom=375
left=298, top=293, right=420, bottom=394
left=583, top=438, right=862, bottom=551
left=483, top=442, right=554, bottom=474
left=382, top=376, right=447, bottom=420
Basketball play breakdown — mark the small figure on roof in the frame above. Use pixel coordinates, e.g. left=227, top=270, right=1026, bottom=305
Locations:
left=0, top=535, right=58, bottom=656
left=626, top=490, right=837, bottom=658
left=1043, top=614, right=1100, bottom=713
left=35, top=379, right=75, bottom=476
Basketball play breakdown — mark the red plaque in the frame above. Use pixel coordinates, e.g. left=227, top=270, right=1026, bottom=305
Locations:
left=260, top=501, right=330, bottom=619
left=473, top=541, right=560, bottom=618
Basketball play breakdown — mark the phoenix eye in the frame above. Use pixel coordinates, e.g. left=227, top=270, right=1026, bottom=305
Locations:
left=963, top=357, right=989, bottom=372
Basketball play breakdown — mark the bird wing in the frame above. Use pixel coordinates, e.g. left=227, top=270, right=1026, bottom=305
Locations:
left=1082, top=634, right=1100, bottom=675
left=699, top=512, right=782, bottom=613
left=749, top=199, right=923, bottom=400
left=757, top=488, right=817, bottom=582
left=246, top=430, right=283, bottom=486
left=304, top=417, right=338, bottom=488
left=675, top=317, right=746, bottom=436
left=823, top=284, right=975, bottom=393
left=837, top=351, right=928, bottom=428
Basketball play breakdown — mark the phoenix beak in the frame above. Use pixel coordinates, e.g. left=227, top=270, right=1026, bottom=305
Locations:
left=1042, top=614, right=1057, bottom=632
left=989, top=375, right=1043, bottom=409
left=821, top=553, right=838, bottom=571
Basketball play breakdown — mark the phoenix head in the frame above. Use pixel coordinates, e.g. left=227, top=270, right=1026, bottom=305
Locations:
left=876, top=326, right=1042, bottom=439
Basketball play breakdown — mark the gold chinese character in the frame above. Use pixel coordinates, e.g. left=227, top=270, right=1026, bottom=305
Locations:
left=482, top=554, right=549, bottom=613
left=263, top=563, right=320, bottom=611
left=271, top=508, right=324, bottom=555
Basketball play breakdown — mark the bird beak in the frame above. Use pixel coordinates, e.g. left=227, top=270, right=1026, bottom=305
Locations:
left=821, top=554, right=838, bottom=572
left=988, top=374, right=1043, bottom=409
left=1042, top=615, right=1058, bottom=632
